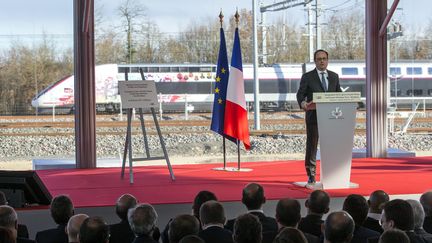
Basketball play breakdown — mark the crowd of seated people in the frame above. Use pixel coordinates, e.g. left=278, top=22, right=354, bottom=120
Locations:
left=1, top=185, right=432, bottom=243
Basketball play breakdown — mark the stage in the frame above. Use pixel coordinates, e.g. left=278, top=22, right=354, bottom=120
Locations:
left=35, top=156, right=432, bottom=208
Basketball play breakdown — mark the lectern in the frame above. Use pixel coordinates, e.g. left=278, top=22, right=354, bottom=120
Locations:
left=295, top=92, right=360, bottom=190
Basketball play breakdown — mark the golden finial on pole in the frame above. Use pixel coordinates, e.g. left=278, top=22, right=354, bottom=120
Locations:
left=234, top=8, right=240, bottom=27
left=219, top=9, right=224, bottom=27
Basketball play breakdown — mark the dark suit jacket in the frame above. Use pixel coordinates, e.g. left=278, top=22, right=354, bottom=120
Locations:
left=266, top=227, right=319, bottom=243
left=17, top=238, right=36, bottom=243
left=414, top=229, right=432, bottom=242
left=18, top=224, right=29, bottom=238
left=405, top=231, right=432, bottom=243
left=109, top=220, right=135, bottom=243
left=363, top=217, right=383, bottom=234
left=225, top=211, right=278, bottom=233
left=350, top=226, right=380, bottom=243
left=199, top=226, right=234, bottom=243
left=296, top=68, right=341, bottom=124
left=298, top=214, right=324, bottom=238
left=424, top=216, right=432, bottom=234
left=35, top=224, right=68, bottom=243
left=131, top=234, right=158, bottom=243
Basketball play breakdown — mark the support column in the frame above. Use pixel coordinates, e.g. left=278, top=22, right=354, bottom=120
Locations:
left=365, top=0, right=387, bottom=157
left=74, top=0, right=96, bottom=168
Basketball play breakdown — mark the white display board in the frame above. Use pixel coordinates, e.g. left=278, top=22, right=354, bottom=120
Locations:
left=118, top=81, right=158, bottom=109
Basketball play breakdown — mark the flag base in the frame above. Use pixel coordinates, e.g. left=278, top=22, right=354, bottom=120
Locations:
left=212, top=167, right=253, bottom=172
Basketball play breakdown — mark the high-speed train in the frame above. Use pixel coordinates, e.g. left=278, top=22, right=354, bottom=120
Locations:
left=31, top=61, right=432, bottom=113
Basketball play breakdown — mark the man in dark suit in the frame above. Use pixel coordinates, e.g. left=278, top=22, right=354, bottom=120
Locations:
left=298, top=190, right=330, bottom=238
left=0, top=190, right=29, bottom=238
left=109, top=194, right=138, bottom=243
left=198, top=200, right=233, bottom=243
left=66, top=214, right=89, bottom=243
left=407, top=200, right=432, bottom=241
left=225, top=183, right=278, bottom=237
left=233, top=214, right=262, bottom=243
left=168, top=214, right=200, bottom=243
left=342, top=194, right=380, bottom=243
left=364, top=190, right=389, bottom=234
left=35, top=195, right=74, bottom=243
left=296, top=49, right=342, bottom=184
left=421, top=191, right=432, bottom=233
left=323, top=211, right=355, bottom=243
left=79, top=216, right=110, bottom=243
left=128, top=203, right=159, bottom=243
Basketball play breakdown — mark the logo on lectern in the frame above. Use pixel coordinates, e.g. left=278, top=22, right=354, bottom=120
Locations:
left=331, top=107, right=343, bottom=119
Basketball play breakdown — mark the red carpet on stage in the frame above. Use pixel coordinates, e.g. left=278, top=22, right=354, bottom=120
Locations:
left=36, top=156, right=432, bottom=208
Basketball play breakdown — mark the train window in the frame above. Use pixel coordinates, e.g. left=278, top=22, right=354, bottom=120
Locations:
left=118, top=67, right=128, bottom=73
left=212, top=67, right=217, bottom=72
left=189, top=67, right=200, bottom=72
left=179, top=67, right=188, bottom=72
left=391, top=89, right=402, bottom=96
left=140, top=67, right=148, bottom=73
left=428, top=89, right=432, bottom=96
left=406, top=67, right=422, bottom=75
left=171, top=67, right=179, bottom=72
left=407, top=89, right=424, bottom=96
left=130, top=67, right=139, bottom=73
left=160, top=67, right=170, bottom=72
left=390, top=67, right=401, bottom=76
left=341, top=67, right=358, bottom=75
left=428, top=67, right=432, bottom=74
left=148, top=67, right=159, bottom=73
left=199, top=67, right=212, bottom=72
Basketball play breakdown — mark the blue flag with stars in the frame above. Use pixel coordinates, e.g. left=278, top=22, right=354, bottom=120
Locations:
left=210, top=27, right=229, bottom=136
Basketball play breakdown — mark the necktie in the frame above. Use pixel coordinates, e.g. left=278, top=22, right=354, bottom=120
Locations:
left=320, top=72, right=327, bottom=91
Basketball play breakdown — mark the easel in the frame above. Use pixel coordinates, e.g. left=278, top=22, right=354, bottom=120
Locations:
left=119, top=78, right=175, bottom=184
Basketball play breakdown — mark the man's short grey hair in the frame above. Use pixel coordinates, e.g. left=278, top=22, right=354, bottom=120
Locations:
left=128, top=203, right=158, bottom=236
left=0, top=205, right=17, bottom=228
left=406, top=199, right=425, bottom=229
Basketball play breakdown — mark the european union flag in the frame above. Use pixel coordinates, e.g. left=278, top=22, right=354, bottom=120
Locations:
left=210, top=27, right=229, bottom=136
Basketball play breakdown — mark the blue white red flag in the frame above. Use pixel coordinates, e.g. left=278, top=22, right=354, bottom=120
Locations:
left=224, top=27, right=251, bottom=150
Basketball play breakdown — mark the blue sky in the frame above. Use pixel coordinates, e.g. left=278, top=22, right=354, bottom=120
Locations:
left=0, top=0, right=430, bottom=49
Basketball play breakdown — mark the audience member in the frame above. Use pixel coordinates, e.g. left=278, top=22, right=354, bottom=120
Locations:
left=298, top=190, right=330, bottom=237
left=233, top=213, right=262, bottom=243
left=323, top=211, right=354, bottom=243
left=225, top=183, right=277, bottom=237
left=168, top=214, right=200, bottom=243
left=162, top=191, right=217, bottom=243
left=79, top=216, right=110, bottom=243
left=343, top=194, right=380, bottom=243
left=66, top=214, right=89, bottom=243
left=178, top=235, right=205, bottom=243
left=0, top=191, right=29, bottom=238
left=109, top=194, right=138, bottom=243
left=381, top=199, right=432, bottom=243
left=198, top=200, right=233, bottom=243
left=35, top=195, right=74, bottom=243
left=421, top=191, right=432, bottom=233
left=407, top=199, right=432, bottom=240
left=275, top=198, right=319, bottom=243
left=378, top=228, right=409, bottom=243
left=364, top=190, right=389, bottom=234
left=0, top=205, right=35, bottom=243
left=273, top=227, right=308, bottom=243
left=128, top=203, right=159, bottom=243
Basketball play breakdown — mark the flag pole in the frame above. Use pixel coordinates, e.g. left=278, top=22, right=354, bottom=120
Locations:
left=237, top=139, right=240, bottom=170
left=220, top=10, right=227, bottom=170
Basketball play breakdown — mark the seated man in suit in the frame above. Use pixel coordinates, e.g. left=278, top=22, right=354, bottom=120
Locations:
left=364, top=190, right=389, bottom=234
left=323, top=211, right=354, bottom=243
left=128, top=203, right=159, bottom=243
left=168, top=214, right=200, bottom=243
left=298, top=190, right=330, bottom=238
left=233, top=214, right=262, bottom=243
left=0, top=205, right=35, bottom=243
left=109, top=194, right=138, bottom=243
left=273, top=227, right=308, bottom=243
left=381, top=199, right=432, bottom=243
left=342, top=194, right=380, bottom=243
left=421, top=191, right=432, bottom=233
left=274, top=198, right=319, bottom=243
left=198, top=200, right=233, bottom=243
left=225, top=183, right=278, bottom=237
left=407, top=199, right=432, bottom=240
left=0, top=191, right=29, bottom=238
left=79, top=216, right=110, bottom=243
left=378, top=229, right=410, bottom=243
left=66, top=214, right=89, bottom=243
left=35, top=194, right=74, bottom=243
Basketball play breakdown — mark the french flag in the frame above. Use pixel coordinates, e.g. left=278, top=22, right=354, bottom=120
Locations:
left=224, top=27, right=251, bottom=150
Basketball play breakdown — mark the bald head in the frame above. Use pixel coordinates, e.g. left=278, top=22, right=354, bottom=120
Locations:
left=116, top=194, right=137, bottom=221
left=67, top=214, right=89, bottom=242
left=0, top=205, right=17, bottom=239
left=406, top=199, right=425, bottom=229
left=324, top=211, right=354, bottom=243
left=368, top=190, right=389, bottom=214
left=242, top=183, right=265, bottom=210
